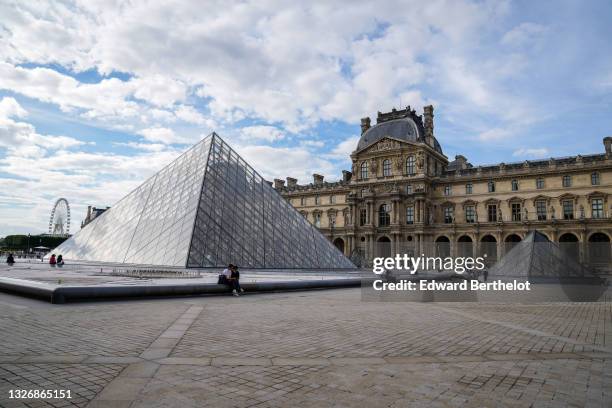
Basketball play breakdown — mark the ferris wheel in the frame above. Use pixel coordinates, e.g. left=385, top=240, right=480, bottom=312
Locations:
left=49, top=198, right=71, bottom=236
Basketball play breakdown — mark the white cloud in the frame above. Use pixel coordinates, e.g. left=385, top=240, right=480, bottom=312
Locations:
left=502, top=22, right=548, bottom=47
left=236, top=144, right=338, bottom=183
left=138, top=127, right=185, bottom=144
left=0, top=97, right=85, bottom=154
left=0, top=97, right=27, bottom=119
left=478, top=128, right=512, bottom=141
left=132, top=75, right=187, bottom=107
left=0, top=1, right=518, bottom=130
left=114, top=141, right=169, bottom=152
left=326, top=136, right=359, bottom=159
left=512, top=148, right=549, bottom=158
left=239, top=125, right=285, bottom=142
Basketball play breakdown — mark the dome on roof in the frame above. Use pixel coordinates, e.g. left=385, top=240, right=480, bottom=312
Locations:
left=356, top=117, right=443, bottom=154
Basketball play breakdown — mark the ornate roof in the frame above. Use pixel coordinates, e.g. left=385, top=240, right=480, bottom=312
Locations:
left=356, top=107, right=443, bottom=154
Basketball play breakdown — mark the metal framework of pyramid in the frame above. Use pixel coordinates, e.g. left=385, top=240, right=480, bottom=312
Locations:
left=52, top=133, right=355, bottom=269
left=489, top=230, right=594, bottom=280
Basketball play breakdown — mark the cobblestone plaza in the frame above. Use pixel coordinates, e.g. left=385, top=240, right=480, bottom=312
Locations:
left=0, top=288, right=610, bottom=407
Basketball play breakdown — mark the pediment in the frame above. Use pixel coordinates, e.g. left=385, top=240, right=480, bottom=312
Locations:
left=355, top=137, right=410, bottom=155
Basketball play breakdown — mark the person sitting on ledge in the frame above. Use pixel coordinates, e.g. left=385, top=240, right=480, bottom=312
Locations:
left=219, top=263, right=240, bottom=296
left=49, top=254, right=57, bottom=267
left=57, top=254, right=64, bottom=267
left=231, top=265, right=244, bottom=294
left=6, top=253, right=15, bottom=266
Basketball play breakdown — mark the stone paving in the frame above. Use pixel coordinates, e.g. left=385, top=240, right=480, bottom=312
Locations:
left=0, top=289, right=610, bottom=407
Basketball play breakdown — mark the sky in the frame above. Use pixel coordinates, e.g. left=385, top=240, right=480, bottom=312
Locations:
left=0, top=0, right=611, bottom=237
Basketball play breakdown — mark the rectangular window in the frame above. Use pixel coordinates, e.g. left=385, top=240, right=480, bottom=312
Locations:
left=406, top=184, right=413, bottom=194
left=444, top=185, right=452, bottom=196
left=536, top=178, right=544, bottom=189
left=383, top=160, right=392, bottom=177
left=315, top=196, right=320, bottom=205
left=300, top=197, right=305, bottom=205
left=511, top=203, right=521, bottom=221
left=562, top=175, right=571, bottom=187
left=406, top=206, right=414, bottom=224
left=465, top=205, right=475, bottom=223
left=406, top=156, right=415, bottom=175
left=444, top=207, right=453, bottom=224
left=536, top=201, right=546, bottom=220
left=488, top=205, right=497, bottom=222
left=591, top=172, right=600, bottom=185
left=592, top=198, right=604, bottom=218
left=359, top=208, right=367, bottom=226
left=360, top=162, right=368, bottom=179
left=488, top=181, right=495, bottom=192
left=563, top=200, right=574, bottom=220
left=314, top=213, right=321, bottom=228
left=329, top=195, right=335, bottom=204
left=511, top=180, right=519, bottom=191
left=465, top=183, right=473, bottom=194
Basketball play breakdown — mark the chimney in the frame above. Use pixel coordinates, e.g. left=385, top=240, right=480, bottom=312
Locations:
left=360, top=117, right=371, bottom=134
left=273, top=179, right=285, bottom=189
left=286, top=177, right=297, bottom=187
left=342, top=170, right=352, bottom=182
left=604, top=137, right=612, bottom=156
left=87, top=206, right=91, bottom=219
left=454, top=155, right=468, bottom=170
left=313, top=174, right=324, bottom=185
left=423, top=105, right=434, bottom=147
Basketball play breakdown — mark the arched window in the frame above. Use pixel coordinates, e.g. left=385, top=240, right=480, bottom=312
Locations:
left=406, top=156, right=415, bottom=175
left=313, top=212, right=321, bottom=228
left=382, top=159, right=392, bottom=177
left=511, top=179, right=519, bottom=191
left=378, top=204, right=390, bottom=227
left=360, top=161, right=369, bottom=179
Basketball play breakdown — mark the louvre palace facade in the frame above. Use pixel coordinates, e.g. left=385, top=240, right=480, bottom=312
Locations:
left=276, top=106, right=612, bottom=272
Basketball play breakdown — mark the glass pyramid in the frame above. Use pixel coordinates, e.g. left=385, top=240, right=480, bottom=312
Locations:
left=489, top=230, right=592, bottom=279
left=52, top=133, right=355, bottom=269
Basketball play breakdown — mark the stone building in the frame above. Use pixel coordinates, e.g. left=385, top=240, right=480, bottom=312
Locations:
left=276, top=106, right=612, bottom=272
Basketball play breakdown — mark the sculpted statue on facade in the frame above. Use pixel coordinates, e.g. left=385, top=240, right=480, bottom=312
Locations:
left=370, top=159, right=378, bottom=174
left=416, top=152, right=424, bottom=170
left=394, top=156, right=403, bottom=171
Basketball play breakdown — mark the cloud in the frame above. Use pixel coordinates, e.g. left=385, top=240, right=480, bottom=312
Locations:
left=326, top=136, right=359, bottom=159
left=0, top=96, right=27, bottom=119
left=239, top=125, right=285, bottom=142
left=501, top=22, right=548, bottom=47
left=236, top=144, right=338, bottom=183
left=138, top=127, right=186, bottom=144
left=512, top=148, right=549, bottom=158
left=477, top=128, right=512, bottom=141
left=0, top=97, right=85, bottom=154
left=113, top=141, right=169, bottom=152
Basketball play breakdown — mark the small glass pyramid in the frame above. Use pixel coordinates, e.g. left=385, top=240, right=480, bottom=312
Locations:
left=52, top=133, right=355, bottom=269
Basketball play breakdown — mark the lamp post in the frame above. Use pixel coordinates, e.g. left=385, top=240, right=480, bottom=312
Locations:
left=27, top=233, right=30, bottom=256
